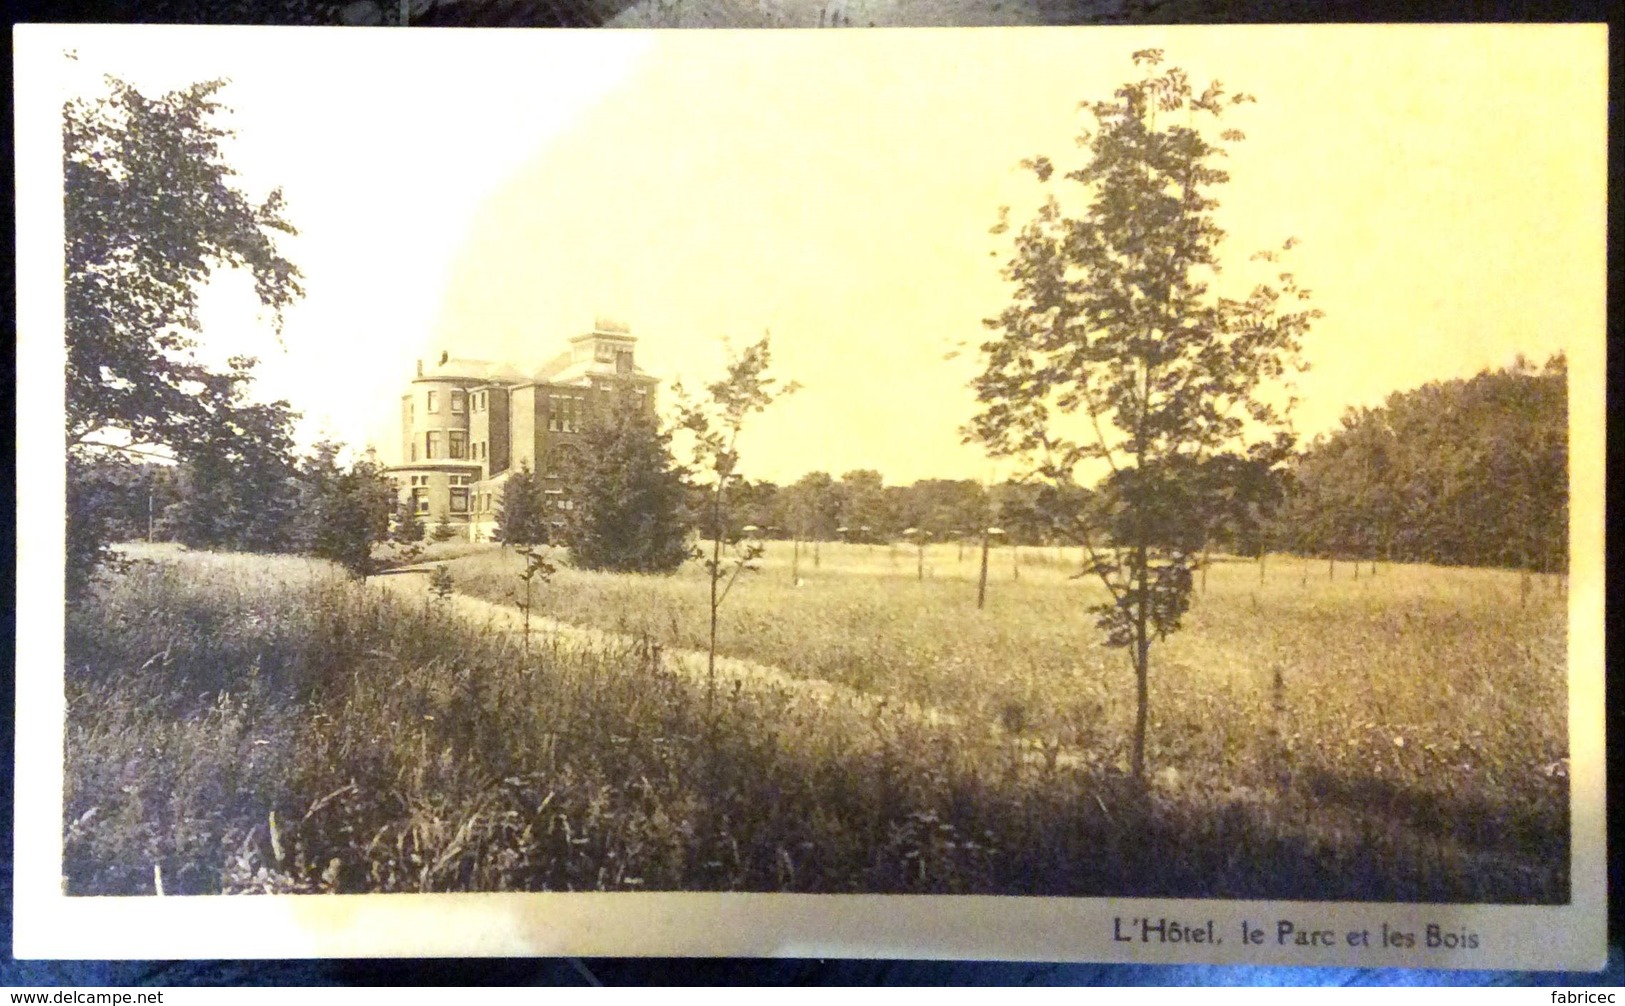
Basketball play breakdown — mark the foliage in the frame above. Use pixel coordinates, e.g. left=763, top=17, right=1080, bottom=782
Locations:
left=557, top=388, right=691, bottom=574
left=427, top=564, right=455, bottom=603
left=966, top=50, right=1316, bottom=781
left=65, top=456, right=184, bottom=596
left=430, top=511, right=458, bottom=543
left=493, top=461, right=549, bottom=546
left=389, top=492, right=424, bottom=545
left=834, top=469, right=889, bottom=542
left=672, top=335, right=799, bottom=713
left=512, top=544, right=558, bottom=654
left=1278, top=355, right=1567, bottom=572
left=163, top=396, right=304, bottom=554
left=63, top=73, right=304, bottom=591
left=782, top=471, right=842, bottom=542
left=296, top=443, right=395, bottom=577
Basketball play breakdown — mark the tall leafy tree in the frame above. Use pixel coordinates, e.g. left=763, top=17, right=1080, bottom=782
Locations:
left=837, top=469, right=889, bottom=542
left=558, top=389, right=691, bottom=574
left=782, top=471, right=841, bottom=540
left=296, top=443, right=395, bottom=577
left=64, top=73, right=303, bottom=590
left=164, top=395, right=303, bottom=554
left=966, top=50, right=1316, bottom=782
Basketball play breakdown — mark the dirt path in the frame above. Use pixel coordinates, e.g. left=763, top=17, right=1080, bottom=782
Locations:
left=371, top=568, right=966, bottom=730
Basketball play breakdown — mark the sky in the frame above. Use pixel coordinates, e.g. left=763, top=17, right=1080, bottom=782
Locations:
left=27, top=23, right=1607, bottom=485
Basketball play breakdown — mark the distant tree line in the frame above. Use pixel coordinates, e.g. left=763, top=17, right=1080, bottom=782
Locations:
left=1271, top=354, right=1567, bottom=573
left=70, top=422, right=402, bottom=586
left=487, top=351, right=1567, bottom=581
left=81, top=353, right=1566, bottom=596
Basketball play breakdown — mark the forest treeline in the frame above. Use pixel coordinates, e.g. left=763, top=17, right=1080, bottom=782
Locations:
left=702, top=354, right=1571, bottom=574
left=1278, top=354, right=1567, bottom=572
left=83, top=354, right=1567, bottom=576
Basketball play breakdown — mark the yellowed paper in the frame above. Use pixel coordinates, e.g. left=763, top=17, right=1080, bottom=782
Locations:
left=15, top=22, right=1606, bottom=967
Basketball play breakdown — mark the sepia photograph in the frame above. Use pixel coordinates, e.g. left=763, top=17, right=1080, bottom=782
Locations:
left=13, top=22, right=1606, bottom=966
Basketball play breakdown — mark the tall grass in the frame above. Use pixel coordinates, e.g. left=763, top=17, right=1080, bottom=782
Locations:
left=65, top=548, right=1567, bottom=902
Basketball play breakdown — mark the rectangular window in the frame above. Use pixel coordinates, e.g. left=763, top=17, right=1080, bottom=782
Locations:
left=546, top=395, right=581, bottom=433
left=450, top=474, right=472, bottom=486
left=451, top=390, right=465, bottom=413
left=410, top=442, right=417, bottom=461
left=450, top=431, right=467, bottom=459
left=616, top=349, right=634, bottom=374
left=450, top=488, right=469, bottom=514
left=409, top=401, right=415, bottom=423
left=412, top=487, right=429, bottom=514
left=427, top=390, right=439, bottom=413
left=426, top=431, right=442, bottom=459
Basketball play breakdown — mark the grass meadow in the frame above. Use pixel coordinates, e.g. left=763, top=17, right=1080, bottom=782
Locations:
left=63, top=543, right=1568, bottom=901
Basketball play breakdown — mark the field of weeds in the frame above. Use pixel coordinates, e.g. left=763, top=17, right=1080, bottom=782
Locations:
left=64, top=545, right=1568, bottom=901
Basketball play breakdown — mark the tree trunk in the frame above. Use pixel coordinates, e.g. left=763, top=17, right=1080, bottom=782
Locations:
left=977, top=527, right=991, bottom=609
left=707, top=492, right=722, bottom=721
left=814, top=539, right=820, bottom=569
left=791, top=537, right=800, bottom=583
left=1011, top=543, right=1019, bottom=581
left=1328, top=555, right=1335, bottom=580
left=917, top=540, right=925, bottom=581
left=1131, top=567, right=1150, bottom=785
left=522, top=577, right=532, bottom=655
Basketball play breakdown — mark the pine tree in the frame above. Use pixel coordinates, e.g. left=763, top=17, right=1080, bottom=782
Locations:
left=390, top=492, right=424, bottom=545
left=558, top=389, right=691, bottom=574
left=494, top=461, right=548, bottom=546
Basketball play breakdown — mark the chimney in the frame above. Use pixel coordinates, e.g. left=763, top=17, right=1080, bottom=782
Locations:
left=416, top=359, right=423, bottom=377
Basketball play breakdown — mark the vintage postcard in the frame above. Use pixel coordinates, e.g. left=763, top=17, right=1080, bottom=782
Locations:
left=13, top=22, right=1606, bottom=967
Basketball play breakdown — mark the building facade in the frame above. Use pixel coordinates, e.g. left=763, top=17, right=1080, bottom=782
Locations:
left=387, top=319, right=658, bottom=542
